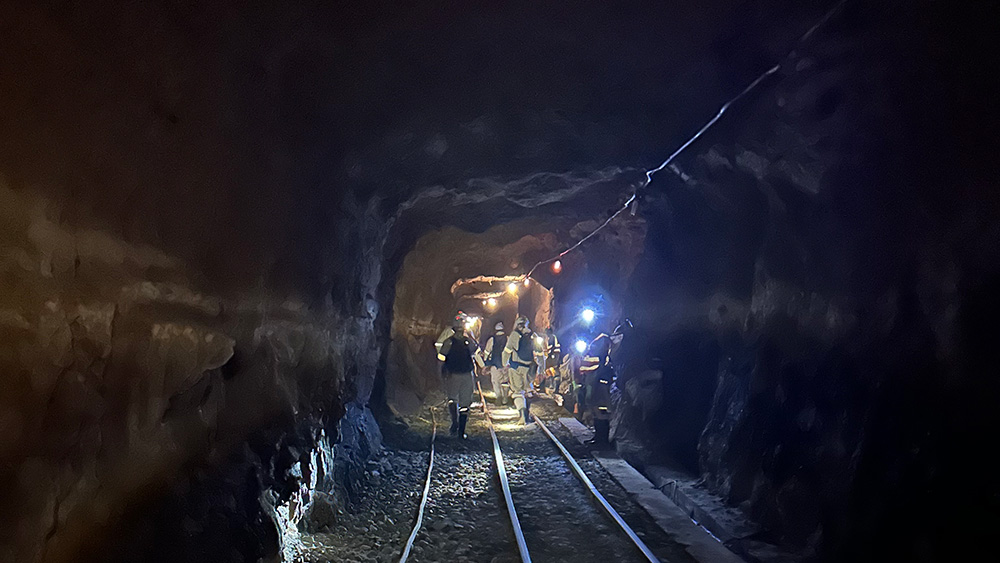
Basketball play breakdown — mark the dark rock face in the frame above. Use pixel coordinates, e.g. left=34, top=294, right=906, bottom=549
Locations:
left=0, top=184, right=388, bottom=563
left=616, top=3, right=1000, bottom=561
left=0, top=3, right=395, bottom=557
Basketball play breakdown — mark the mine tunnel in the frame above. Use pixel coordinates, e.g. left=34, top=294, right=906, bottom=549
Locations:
left=1, top=1, right=999, bottom=562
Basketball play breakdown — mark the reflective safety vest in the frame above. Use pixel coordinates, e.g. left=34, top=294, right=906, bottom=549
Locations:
left=511, top=329, right=534, bottom=366
left=443, top=335, right=475, bottom=373
left=581, top=334, right=613, bottom=387
left=545, top=333, right=561, bottom=361
left=487, top=332, right=507, bottom=368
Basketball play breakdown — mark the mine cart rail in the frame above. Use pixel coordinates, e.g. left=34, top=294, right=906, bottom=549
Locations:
left=478, top=382, right=533, bottom=563
left=398, top=411, right=437, bottom=563
left=534, top=417, right=660, bottom=563
left=399, top=387, right=660, bottom=563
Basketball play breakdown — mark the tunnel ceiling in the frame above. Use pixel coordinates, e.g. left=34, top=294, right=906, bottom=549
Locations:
left=0, top=0, right=845, bottom=299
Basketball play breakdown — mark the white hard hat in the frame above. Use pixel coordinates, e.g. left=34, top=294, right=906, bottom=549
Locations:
left=495, top=322, right=504, bottom=330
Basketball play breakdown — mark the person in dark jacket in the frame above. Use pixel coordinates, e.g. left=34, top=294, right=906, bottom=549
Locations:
left=580, top=320, right=632, bottom=448
left=541, top=327, right=561, bottom=394
left=580, top=333, right=614, bottom=448
left=437, top=313, right=477, bottom=438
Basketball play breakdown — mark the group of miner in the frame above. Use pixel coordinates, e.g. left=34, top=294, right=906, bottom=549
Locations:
left=435, top=311, right=630, bottom=448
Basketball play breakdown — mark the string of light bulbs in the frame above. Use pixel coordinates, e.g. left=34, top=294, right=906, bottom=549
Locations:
left=521, top=0, right=847, bottom=281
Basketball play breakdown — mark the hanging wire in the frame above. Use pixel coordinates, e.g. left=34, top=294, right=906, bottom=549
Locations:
left=525, top=193, right=636, bottom=278
left=522, top=0, right=847, bottom=280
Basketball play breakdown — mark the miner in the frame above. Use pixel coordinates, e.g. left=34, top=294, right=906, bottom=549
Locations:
left=482, top=321, right=509, bottom=406
left=502, top=315, right=535, bottom=425
left=436, top=313, right=477, bottom=438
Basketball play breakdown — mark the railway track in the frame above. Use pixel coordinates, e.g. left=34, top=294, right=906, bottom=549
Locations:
left=398, top=385, right=669, bottom=563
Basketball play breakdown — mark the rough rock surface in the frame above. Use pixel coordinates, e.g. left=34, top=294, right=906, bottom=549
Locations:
left=0, top=185, right=388, bottom=563
left=612, top=3, right=1000, bottom=561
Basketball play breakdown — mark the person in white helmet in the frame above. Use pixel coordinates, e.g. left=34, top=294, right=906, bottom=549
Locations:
left=482, top=321, right=509, bottom=406
left=502, top=315, right=535, bottom=425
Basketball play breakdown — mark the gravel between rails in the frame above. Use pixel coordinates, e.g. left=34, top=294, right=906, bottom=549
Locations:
left=528, top=399, right=698, bottom=563
left=406, top=404, right=520, bottom=563
left=499, top=421, right=649, bottom=563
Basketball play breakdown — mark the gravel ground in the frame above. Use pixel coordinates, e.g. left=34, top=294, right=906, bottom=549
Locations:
left=292, top=446, right=428, bottom=563
left=500, top=424, right=647, bottom=563
left=291, top=393, right=698, bottom=563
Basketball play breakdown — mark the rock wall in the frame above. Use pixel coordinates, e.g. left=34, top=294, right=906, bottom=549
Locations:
left=616, top=3, right=1000, bottom=560
left=0, top=3, right=400, bottom=561
left=0, top=186, right=389, bottom=563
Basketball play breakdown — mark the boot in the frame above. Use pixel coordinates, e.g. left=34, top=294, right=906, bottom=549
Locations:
left=458, top=413, right=469, bottom=439
left=522, top=407, right=533, bottom=425
left=584, top=419, right=611, bottom=449
left=448, top=402, right=459, bottom=436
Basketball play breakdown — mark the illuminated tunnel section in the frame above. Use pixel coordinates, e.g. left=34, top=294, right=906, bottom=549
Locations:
left=384, top=213, right=644, bottom=415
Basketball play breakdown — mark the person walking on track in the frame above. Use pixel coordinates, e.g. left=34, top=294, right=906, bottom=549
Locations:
left=482, top=321, right=510, bottom=406
left=502, top=315, right=535, bottom=425
left=436, top=313, right=477, bottom=439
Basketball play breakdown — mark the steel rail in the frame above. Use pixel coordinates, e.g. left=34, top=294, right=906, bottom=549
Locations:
left=534, top=417, right=660, bottom=563
left=398, top=409, right=437, bottom=563
left=477, top=382, right=532, bottom=563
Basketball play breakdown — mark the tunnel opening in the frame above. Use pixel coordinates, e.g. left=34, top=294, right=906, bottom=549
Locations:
left=381, top=198, right=647, bottom=417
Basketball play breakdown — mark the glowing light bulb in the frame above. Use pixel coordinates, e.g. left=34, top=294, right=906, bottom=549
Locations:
left=487, top=298, right=497, bottom=308
left=523, top=278, right=530, bottom=287
left=574, top=339, right=587, bottom=353
left=507, top=282, right=517, bottom=294
left=581, top=308, right=595, bottom=324
left=482, top=299, right=487, bottom=306
left=552, top=260, right=562, bottom=273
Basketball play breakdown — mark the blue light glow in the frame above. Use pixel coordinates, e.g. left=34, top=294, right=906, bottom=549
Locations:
left=574, top=339, right=587, bottom=354
left=581, top=308, right=596, bottom=324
